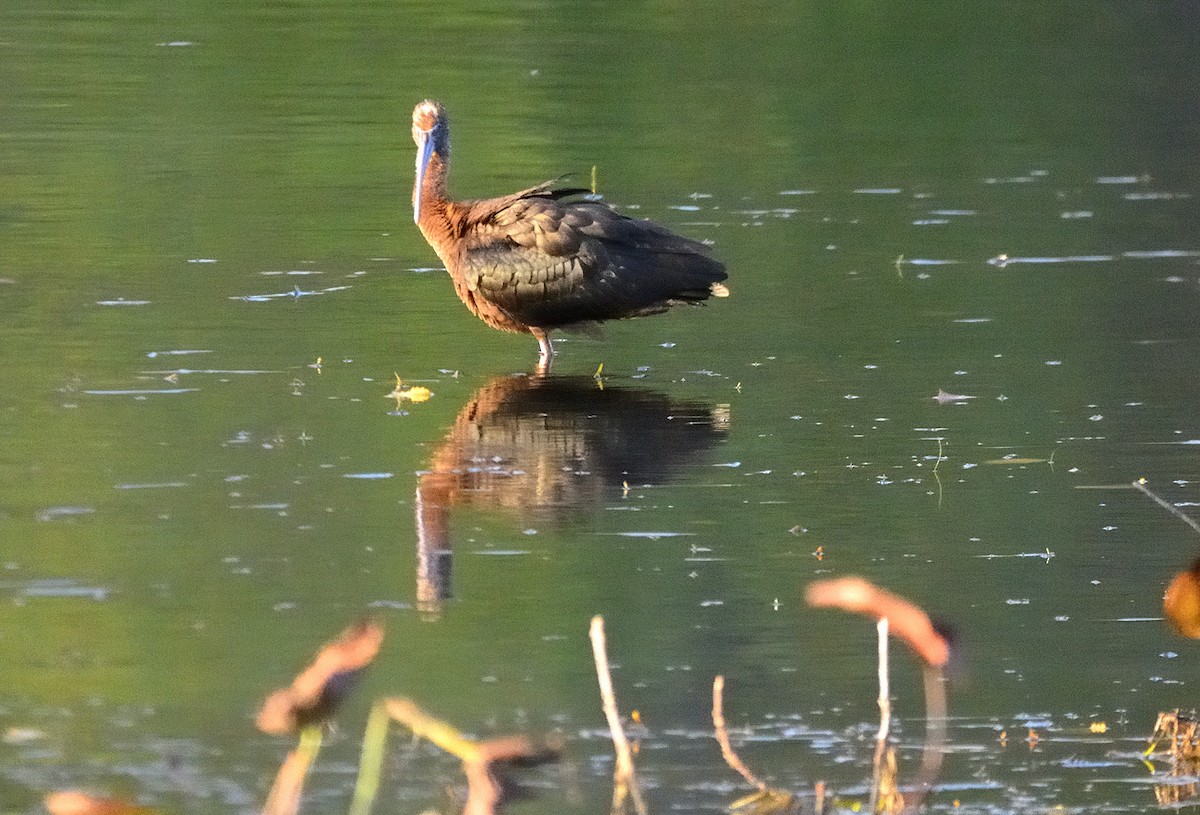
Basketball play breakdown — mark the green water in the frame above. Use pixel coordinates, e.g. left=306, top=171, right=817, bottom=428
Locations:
left=3, top=1, right=1200, bottom=813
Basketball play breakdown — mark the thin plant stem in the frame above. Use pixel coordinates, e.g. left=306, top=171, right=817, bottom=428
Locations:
left=348, top=701, right=392, bottom=815
left=1132, top=479, right=1200, bottom=537
left=869, top=617, right=890, bottom=815
left=589, top=616, right=647, bottom=815
left=261, top=725, right=323, bottom=815
left=711, top=675, right=766, bottom=790
left=876, top=617, right=891, bottom=743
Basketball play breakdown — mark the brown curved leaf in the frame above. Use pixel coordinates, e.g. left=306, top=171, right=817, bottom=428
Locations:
left=805, top=576, right=950, bottom=667
left=256, top=618, right=385, bottom=735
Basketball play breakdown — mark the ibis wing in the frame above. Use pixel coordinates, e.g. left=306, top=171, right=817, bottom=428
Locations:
left=458, top=193, right=726, bottom=329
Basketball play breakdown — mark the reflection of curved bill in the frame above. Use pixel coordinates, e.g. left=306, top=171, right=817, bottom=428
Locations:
left=415, top=374, right=730, bottom=617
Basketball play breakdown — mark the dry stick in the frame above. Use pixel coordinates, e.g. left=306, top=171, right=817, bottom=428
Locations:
left=876, top=617, right=891, bottom=743
left=869, top=617, right=891, bottom=815
left=589, top=615, right=648, bottom=815
left=1132, top=479, right=1200, bottom=537
left=711, top=675, right=767, bottom=790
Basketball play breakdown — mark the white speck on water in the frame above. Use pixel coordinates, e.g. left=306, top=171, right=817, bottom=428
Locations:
left=21, top=580, right=110, bottom=601
left=1125, top=249, right=1200, bottom=259
left=368, top=600, right=413, bottom=609
left=713, top=461, right=741, bottom=468
left=85, top=388, right=198, bottom=396
left=36, top=506, right=96, bottom=522
left=343, top=472, right=394, bottom=480
left=96, top=298, right=151, bottom=306
left=146, top=349, right=213, bottom=358
left=1125, top=191, right=1190, bottom=201
left=1045, top=360, right=1063, bottom=366
left=1005, top=598, right=1030, bottom=605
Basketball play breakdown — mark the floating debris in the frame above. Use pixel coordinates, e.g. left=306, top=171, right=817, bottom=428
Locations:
left=934, top=390, right=974, bottom=404
left=387, top=374, right=432, bottom=404
left=36, top=506, right=96, bottom=522
left=83, top=388, right=199, bottom=396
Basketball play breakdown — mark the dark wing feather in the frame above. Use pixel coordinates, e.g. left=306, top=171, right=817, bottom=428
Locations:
left=456, top=187, right=726, bottom=329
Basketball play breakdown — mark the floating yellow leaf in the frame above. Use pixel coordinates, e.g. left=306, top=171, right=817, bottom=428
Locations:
left=387, top=374, right=433, bottom=404
left=1090, top=721, right=1108, bottom=733
left=399, top=386, right=432, bottom=402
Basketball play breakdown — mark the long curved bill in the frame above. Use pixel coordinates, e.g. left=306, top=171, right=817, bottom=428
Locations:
left=413, top=129, right=434, bottom=225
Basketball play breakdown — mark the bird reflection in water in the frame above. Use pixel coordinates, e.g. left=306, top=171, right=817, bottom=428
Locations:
left=414, top=374, right=730, bottom=617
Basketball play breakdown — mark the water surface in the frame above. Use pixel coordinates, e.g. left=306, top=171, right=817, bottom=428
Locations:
left=3, top=2, right=1200, bottom=813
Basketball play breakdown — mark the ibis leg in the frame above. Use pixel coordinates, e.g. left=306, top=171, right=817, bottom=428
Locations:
left=531, top=328, right=554, bottom=372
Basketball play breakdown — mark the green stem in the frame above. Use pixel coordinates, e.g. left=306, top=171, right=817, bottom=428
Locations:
left=348, top=701, right=391, bottom=815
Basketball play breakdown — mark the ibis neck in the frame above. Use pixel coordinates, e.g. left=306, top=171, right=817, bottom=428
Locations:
left=415, top=154, right=452, bottom=233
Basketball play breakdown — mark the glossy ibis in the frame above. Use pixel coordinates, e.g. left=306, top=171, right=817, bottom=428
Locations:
left=411, top=100, right=728, bottom=370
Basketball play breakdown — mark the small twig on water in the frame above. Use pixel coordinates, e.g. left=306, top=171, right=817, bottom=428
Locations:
left=712, top=675, right=766, bottom=790
left=590, top=615, right=648, bottom=815
left=1132, top=478, right=1200, bottom=537
left=869, top=618, right=891, bottom=815
left=876, top=618, right=891, bottom=744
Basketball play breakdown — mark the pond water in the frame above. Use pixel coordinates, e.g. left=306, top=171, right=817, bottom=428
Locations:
left=4, top=2, right=1200, bottom=813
